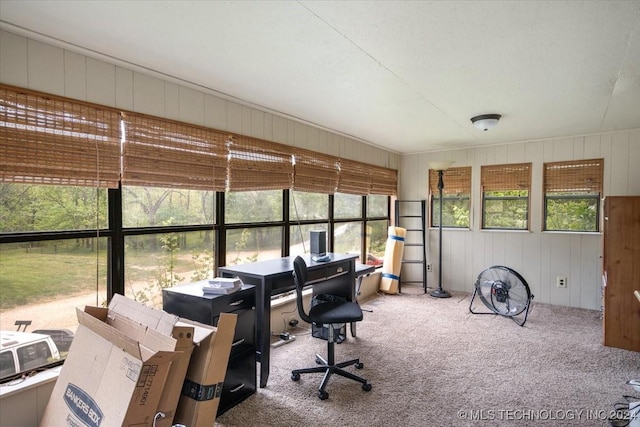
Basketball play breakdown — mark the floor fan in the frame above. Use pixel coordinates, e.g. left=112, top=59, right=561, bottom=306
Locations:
left=469, top=265, right=534, bottom=326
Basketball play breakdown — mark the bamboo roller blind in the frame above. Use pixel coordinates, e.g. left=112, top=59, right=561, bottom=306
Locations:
left=1, top=85, right=397, bottom=195
left=0, top=85, right=121, bottom=188
left=338, top=158, right=372, bottom=195
left=544, top=158, right=603, bottom=193
left=226, top=135, right=293, bottom=191
left=429, top=166, right=471, bottom=196
left=370, top=164, right=397, bottom=196
left=122, top=113, right=227, bottom=191
left=481, top=163, right=531, bottom=192
left=292, top=148, right=339, bottom=194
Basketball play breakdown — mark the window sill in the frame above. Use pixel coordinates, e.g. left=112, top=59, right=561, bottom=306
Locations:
left=0, top=365, right=61, bottom=399
left=480, top=229, right=532, bottom=233
left=427, top=227, right=471, bottom=231
left=541, top=230, right=602, bottom=236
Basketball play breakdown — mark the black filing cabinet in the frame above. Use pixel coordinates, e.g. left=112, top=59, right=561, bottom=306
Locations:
left=162, top=282, right=256, bottom=415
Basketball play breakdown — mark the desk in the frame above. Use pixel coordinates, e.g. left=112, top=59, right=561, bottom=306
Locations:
left=218, top=253, right=359, bottom=388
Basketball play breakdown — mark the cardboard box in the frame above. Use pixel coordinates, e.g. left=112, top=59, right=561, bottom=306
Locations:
left=41, top=295, right=237, bottom=427
left=173, top=314, right=237, bottom=427
left=40, top=306, right=182, bottom=427
left=155, top=313, right=238, bottom=427
left=106, top=295, right=193, bottom=427
left=106, top=295, right=238, bottom=427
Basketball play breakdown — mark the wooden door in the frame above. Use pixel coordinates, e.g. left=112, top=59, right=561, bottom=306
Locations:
left=603, top=196, right=640, bottom=352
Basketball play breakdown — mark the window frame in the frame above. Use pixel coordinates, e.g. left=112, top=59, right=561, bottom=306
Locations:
left=481, top=190, right=530, bottom=230
left=0, top=84, right=394, bottom=383
left=480, top=163, right=532, bottom=231
left=542, top=158, right=603, bottom=233
left=428, top=166, right=472, bottom=229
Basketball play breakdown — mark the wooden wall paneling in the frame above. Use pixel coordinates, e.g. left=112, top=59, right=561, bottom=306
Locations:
left=600, top=133, right=613, bottom=196
left=398, top=154, right=417, bottom=199
left=86, top=57, right=116, bottom=106
left=521, top=231, right=541, bottom=303
left=493, top=144, right=509, bottom=164
left=610, top=132, right=630, bottom=195
left=538, top=234, right=552, bottom=304
left=552, top=137, right=573, bottom=161
left=487, top=232, right=503, bottom=266
left=628, top=130, right=640, bottom=195
left=526, top=141, right=544, bottom=232
left=272, top=114, right=288, bottom=144
left=28, top=39, right=64, bottom=95
left=463, top=231, right=474, bottom=293
left=204, top=94, right=227, bottom=130
left=469, top=230, right=485, bottom=287
left=572, top=136, right=585, bottom=158
left=569, top=234, right=583, bottom=308
left=549, top=233, right=572, bottom=306
left=504, top=232, right=524, bottom=276
left=263, top=111, right=274, bottom=141
left=133, top=72, right=165, bottom=116
left=115, top=67, right=134, bottom=110
left=292, top=121, right=306, bottom=147
left=163, top=81, right=180, bottom=120
left=583, top=134, right=602, bottom=159
left=225, top=100, right=242, bottom=133
left=249, top=109, right=265, bottom=139
left=178, top=85, right=205, bottom=126
left=448, top=232, right=465, bottom=291
left=306, top=126, right=319, bottom=152
left=240, top=104, right=252, bottom=135
left=316, top=129, right=329, bottom=155
left=543, top=140, right=555, bottom=162
left=0, top=30, right=28, bottom=87
left=63, top=51, right=87, bottom=100
left=286, top=119, right=304, bottom=147
left=579, top=234, right=601, bottom=310
left=506, top=142, right=525, bottom=163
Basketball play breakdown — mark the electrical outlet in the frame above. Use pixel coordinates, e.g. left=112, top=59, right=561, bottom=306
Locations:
left=557, top=276, right=567, bottom=288
left=427, top=263, right=432, bottom=272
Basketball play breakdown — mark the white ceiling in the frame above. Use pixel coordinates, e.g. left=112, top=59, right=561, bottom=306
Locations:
left=1, top=1, right=639, bottom=154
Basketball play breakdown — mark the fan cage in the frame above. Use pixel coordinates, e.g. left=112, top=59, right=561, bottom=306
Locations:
left=469, top=265, right=534, bottom=326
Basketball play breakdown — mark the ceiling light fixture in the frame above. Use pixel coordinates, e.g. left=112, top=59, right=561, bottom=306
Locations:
left=471, top=114, right=501, bottom=131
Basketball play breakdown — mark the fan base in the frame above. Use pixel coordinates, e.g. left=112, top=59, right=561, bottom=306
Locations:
left=430, top=288, right=451, bottom=298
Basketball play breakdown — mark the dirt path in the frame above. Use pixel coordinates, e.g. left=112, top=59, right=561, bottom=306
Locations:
left=0, top=247, right=290, bottom=333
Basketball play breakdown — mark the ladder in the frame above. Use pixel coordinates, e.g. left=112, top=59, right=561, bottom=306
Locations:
left=394, top=200, right=427, bottom=293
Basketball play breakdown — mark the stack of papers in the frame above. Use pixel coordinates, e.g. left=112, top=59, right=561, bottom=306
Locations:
left=202, top=277, right=243, bottom=295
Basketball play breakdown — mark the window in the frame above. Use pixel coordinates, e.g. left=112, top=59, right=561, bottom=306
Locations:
left=481, top=163, right=531, bottom=230
left=543, top=159, right=603, bottom=232
left=290, top=191, right=329, bottom=221
left=226, top=226, right=282, bottom=265
left=365, top=195, right=388, bottom=264
left=367, top=194, right=388, bottom=218
left=124, top=230, right=215, bottom=305
left=289, top=191, right=329, bottom=257
left=334, top=192, right=362, bottom=219
left=429, top=167, right=471, bottom=228
left=334, top=221, right=363, bottom=256
left=225, top=190, right=283, bottom=223
left=0, top=84, right=393, bottom=382
left=123, top=186, right=215, bottom=227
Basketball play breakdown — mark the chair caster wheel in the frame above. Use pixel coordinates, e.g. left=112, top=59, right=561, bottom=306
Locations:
left=291, top=373, right=300, bottom=381
left=355, top=362, right=364, bottom=369
left=318, top=390, right=329, bottom=400
left=362, top=383, right=372, bottom=392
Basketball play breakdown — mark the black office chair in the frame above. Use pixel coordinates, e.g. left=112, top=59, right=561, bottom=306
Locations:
left=290, top=255, right=372, bottom=400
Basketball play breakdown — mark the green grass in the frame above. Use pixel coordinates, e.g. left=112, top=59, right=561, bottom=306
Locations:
left=0, top=245, right=106, bottom=310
